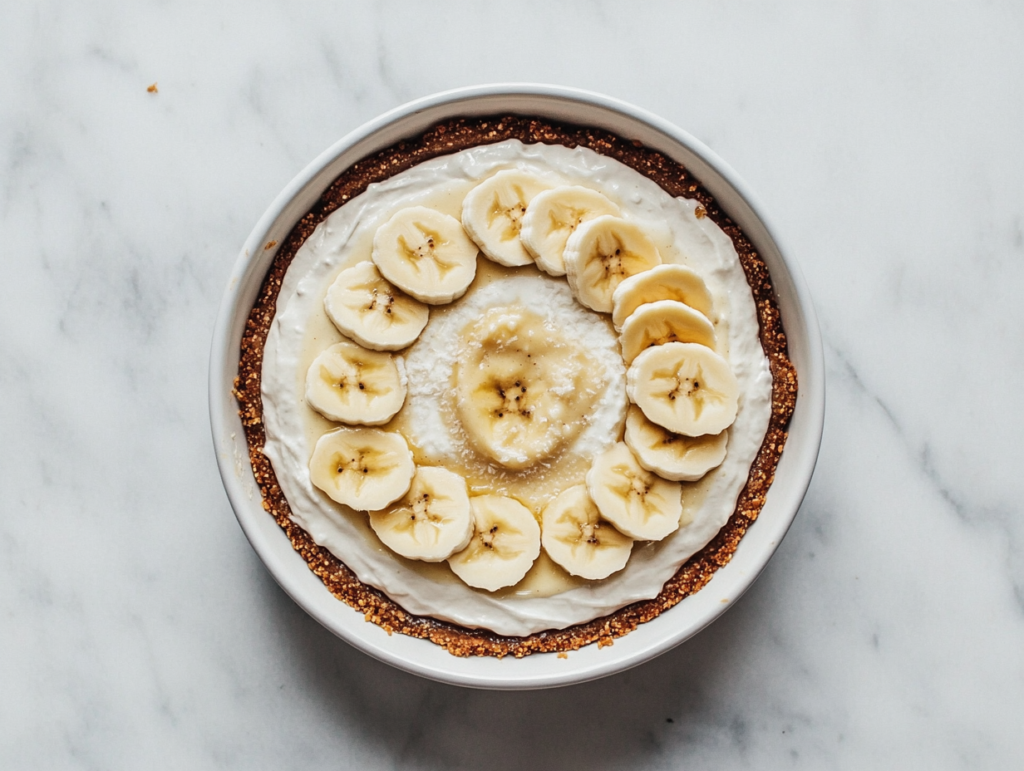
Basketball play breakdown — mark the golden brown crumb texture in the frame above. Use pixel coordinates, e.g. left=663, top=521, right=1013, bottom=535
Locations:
left=233, top=116, right=798, bottom=657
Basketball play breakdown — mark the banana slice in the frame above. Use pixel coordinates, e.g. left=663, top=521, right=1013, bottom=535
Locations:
left=454, top=306, right=598, bottom=470
left=372, top=206, right=479, bottom=304
left=626, top=342, right=739, bottom=436
left=324, top=261, right=429, bottom=351
left=308, top=427, right=414, bottom=512
left=611, top=264, right=714, bottom=330
left=540, top=485, right=633, bottom=580
left=520, top=186, right=620, bottom=276
left=618, top=299, right=717, bottom=364
left=623, top=405, right=728, bottom=482
left=563, top=215, right=662, bottom=313
left=304, top=342, right=407, bottom=425
left=585, top=443, right=683, bottom=541
left=368, top=467, right=473, bottom=562
left=448, top=495, right=542, bottom=591
left=461, top=170, right=550, bottom=267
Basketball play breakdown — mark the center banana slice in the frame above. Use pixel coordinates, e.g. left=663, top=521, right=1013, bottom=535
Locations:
left=461, top=170, right=550, bottom=267
left=368, top=466, right=473, bottom=562
left=520, top=186, right=620, bottom=276
left=447, top=494, right=542, bottom=591
left=305, top=342, right=407, bottom=425
left=541, top=485, right=633, bottom=580
left=618, top=299, right=717, bottom=364
left=454, top=306, right=599, bottom=470
left=372, top=206, right=479, bottom=305
left=308, top=427, right=415, bottom=512
left=626, top=342, right=740, bottom=437
left=563, top=215, right=663, bottom=313
left=324, top=261, right=429, bottom=351
left=586, top=443, right=683, bottom=542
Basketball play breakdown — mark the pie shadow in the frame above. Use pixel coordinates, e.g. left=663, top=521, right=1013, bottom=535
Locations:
left=257, top=552, right=788, bottom=770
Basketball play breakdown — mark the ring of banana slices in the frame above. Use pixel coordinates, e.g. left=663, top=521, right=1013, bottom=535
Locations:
left=304, top=171, right=742, bottom=593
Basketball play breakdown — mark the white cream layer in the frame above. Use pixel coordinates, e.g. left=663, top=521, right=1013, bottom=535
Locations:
left=403, top=274, right=627, bottom=467
left=261, top=140, right=773, bottom=636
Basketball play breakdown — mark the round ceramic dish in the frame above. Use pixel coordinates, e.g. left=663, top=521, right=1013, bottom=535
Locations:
left=209, top=84, right=825, bottom=690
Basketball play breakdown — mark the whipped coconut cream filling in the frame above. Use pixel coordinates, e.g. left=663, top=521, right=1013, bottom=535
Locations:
left=403, top=276, right=626, bottom=469
left=261, top=140, right=773, bottom=636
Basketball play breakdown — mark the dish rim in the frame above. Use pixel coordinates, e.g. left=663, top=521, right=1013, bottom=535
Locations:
left=208, top=83, right=825, bottom=690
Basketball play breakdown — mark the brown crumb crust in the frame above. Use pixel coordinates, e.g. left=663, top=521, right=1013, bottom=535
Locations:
left=233, top=115, right=798, bottom=658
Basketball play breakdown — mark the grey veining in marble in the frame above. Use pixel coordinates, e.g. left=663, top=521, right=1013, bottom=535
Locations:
left=2, top=1, right=1023, bottom=767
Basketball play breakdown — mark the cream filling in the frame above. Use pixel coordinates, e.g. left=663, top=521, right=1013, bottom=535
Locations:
left=261, top=140, right=773, bottom=636
left=404, top=275, right=626, bottom=472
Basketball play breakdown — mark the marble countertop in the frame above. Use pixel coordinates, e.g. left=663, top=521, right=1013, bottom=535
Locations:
left=3, top=1, right=1022, bottom=767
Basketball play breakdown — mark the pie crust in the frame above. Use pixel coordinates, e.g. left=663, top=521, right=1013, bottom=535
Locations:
left=234, top=115, right=798, bottom=657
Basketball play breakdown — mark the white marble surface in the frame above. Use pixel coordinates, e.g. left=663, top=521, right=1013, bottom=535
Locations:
left=2, top=1, right=1022, bottom=767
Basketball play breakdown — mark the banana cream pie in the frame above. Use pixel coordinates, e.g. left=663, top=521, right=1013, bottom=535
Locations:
left=235, top=116, right=797, bottom=656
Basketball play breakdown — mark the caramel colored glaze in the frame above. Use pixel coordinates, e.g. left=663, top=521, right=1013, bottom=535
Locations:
left=384, top=259, right=614, bottom=516
left=235, top=115, right=798, bottom=657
